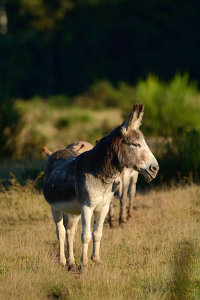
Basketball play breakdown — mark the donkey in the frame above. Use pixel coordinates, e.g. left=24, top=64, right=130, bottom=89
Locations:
left=43, top=103, right=159, bottom=269
left=44, top=142, right=137, bottom=227
left=43, top=140, right=93, bottom=157
left=109, top=169, right=138, bottom=227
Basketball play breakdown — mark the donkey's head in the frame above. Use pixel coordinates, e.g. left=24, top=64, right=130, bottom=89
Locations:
left=118, top=103, right=159, bottom=181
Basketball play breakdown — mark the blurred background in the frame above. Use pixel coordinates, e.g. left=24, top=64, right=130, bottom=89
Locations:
left=1, top=0, right=200, bottom=188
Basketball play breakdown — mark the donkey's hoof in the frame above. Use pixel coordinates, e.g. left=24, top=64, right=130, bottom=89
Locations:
left=119, top=219, right=126, bottom=226
left=60, top=257, right=66, bottom=266
left=109, top=221, right=116, bottom=228
left=91, top=256, right=102, bottom=265
left=68, top=263, right=76, bottom=272
left=80, top=264, right=88, bottom=275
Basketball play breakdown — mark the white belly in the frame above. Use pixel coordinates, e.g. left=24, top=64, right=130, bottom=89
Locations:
left=51, top=198, right=81, bottom=215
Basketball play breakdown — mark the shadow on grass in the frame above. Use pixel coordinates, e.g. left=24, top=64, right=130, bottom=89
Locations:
left=170, top=240, right=196, bottom=300
left=0, top=159, right=46, bottom=190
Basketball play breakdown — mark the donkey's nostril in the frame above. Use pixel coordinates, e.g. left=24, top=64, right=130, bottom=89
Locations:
left=149, top=164, right=158, bottom=173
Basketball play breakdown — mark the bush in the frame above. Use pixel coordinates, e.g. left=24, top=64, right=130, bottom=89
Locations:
left=157, top=128, right=200, bottom=183
left=74, top=75, right=200, bottom=138
left=133, top=74, right=200, bottom=137
left=48, top=94, right=71, bottom=107
left=54, top=113, right=92, bottom=129
left=54, top=117, right=70, bottom=129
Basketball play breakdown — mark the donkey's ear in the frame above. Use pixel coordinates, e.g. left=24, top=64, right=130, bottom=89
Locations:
left=77, top=143, right=85, bottom=153
left=43, top=146, right=53, bottom=157
left=121, top=103, right=144, bottom=133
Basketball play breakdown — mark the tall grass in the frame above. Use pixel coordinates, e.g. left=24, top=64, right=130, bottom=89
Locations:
left=0, top=181, right=199, bottom=299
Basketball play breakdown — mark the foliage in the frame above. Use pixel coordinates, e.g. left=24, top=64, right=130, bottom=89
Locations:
left=20, top=0, right=73, bottom=31
left=0, top=98, right=21, bottom=158
left=156, top=128, right=200, bottom=184
left=54, top=113, right=91, bottom=129
left=1, top=74, right=200, bottom=185
left=75, top=74, right=200, bottom=137
left=1, top=0, right=200, bottom=97
left=48, top=94, right=70, bottom=107
left=123, top=74, right=200, bottom=137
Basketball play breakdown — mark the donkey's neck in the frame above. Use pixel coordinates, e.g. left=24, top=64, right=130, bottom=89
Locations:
left=91, top=127, right=122, bottom=184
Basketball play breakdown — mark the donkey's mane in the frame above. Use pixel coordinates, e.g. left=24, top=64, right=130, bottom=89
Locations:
left=90, top=126, right=123, bottom=181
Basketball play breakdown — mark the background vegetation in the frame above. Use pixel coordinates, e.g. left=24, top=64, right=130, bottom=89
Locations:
left=1, top=1, right=200, bottom=299
left=0, top=0, right=200, bottom=99
left=1, top=74, right=200, bottom=187
left=1, top=0, right=200, bottom=186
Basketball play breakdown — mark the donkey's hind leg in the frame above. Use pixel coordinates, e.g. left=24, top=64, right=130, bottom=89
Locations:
left=108, top=198, right=115, bottom=228
left=51, top=207, right=66, bottom=266
left=109, top=178, right=122, bottom=227
left=127, top=173, right=138, bottom=219
left=119, top=177, right=129, bottom=224
left=63, top=213, right=81, bottom=269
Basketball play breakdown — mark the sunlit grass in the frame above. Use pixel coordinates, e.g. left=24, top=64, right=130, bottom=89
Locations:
left=0, top=182, right=199, bottom=299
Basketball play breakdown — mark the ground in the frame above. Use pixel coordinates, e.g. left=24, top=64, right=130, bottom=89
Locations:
left=0, top=181, right=200, bottom=300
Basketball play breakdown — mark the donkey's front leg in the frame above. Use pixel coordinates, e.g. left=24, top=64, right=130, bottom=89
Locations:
left=92, top=204, right=110, bottom=264
left=81, top=205, right=93, bottom=268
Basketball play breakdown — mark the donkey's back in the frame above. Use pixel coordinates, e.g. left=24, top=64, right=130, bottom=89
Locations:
left=43, top=148, right=78, bottom=206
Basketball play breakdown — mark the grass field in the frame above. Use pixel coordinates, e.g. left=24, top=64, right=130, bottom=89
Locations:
left=0, top=181, right=200, bottom=300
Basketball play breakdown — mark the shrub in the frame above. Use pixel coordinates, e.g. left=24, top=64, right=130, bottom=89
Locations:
left=54, top=113, right=92, bottom=129
left=157, top=128, right=200, bottom=183
left=48, top=94, right=70, bottom=107
left=74, top=74, right=200, bottom=138
left=133, top=74, right=200, bottom=137
left=54, top=117, right=70, bottom=129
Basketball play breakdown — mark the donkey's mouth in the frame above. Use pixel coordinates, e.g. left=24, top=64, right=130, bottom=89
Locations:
left=145, top=171, right=154, bottom=182
left=139, top=169, right=154, bottom=182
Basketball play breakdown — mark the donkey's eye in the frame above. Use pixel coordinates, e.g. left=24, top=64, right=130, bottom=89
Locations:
left=132, top=143, right=141, bottom=148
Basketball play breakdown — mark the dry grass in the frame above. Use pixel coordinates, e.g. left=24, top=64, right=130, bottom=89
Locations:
left=0, top=182, right=200, bottom=300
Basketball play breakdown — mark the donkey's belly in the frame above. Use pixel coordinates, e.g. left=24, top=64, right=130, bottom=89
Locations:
left=51, top=198, right=81, bottom=215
